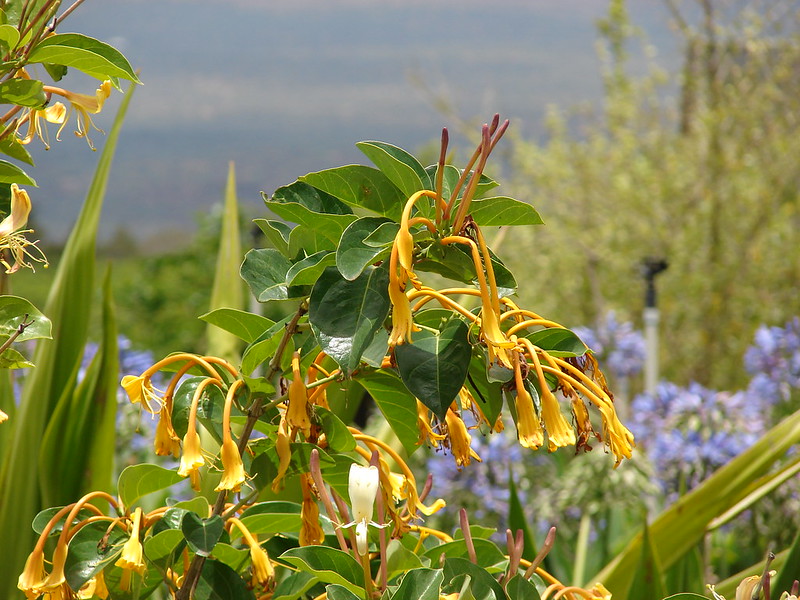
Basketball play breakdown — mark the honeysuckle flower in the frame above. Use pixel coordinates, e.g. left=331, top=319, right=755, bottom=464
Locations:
left=115, top=507, right=146, bottom=590
left=215, top=380, right=247, bottom=493
left=121, top=374, right=160, bottom=413
left=49, top=80, right=113, bottom=150
left=348, top=464, right=380, bottom=555
left=17, top=546, right=46, bottom=599
left=16, top=102, right=67, bottom=149
left=388, top=274, right=417, bottom=346
left=299, top=473, right=325, bottom=546
left=178, top=427, right=204, bottom=481
left=227, top=517, right=274, bottom=588
left=512, top=352, right=544, bottom=449
left=0, top=408, right=8, bottom=423
left=154, top=405, right=181, bottom=457
left=271, top=416, right=292, bottom=493
left=0, top=183, right=47, bottom=274
left=287, top=351, right=311, bottom=436
left=79, top=572, right=108, bottom=599
left=416, top=400, right=445, bottom=448
left=444, top=408, right=481, bottom=467
left=39, top=538, right=68, bottom=591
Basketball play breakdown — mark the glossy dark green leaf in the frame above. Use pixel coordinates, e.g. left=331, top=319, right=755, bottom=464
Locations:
left=465, top=351, right=504, bottom=426
left=355, top=370, right=419, bottom=455
left=199, top=308, right=274, bottom=344
left=272, top=571, right=318, bottom=600
left=269, top=180, right=353, bottom=216
left=240, top=501, right=303, bottom=535
left=280, top=546, right=365, bottom=595
left=361, top=328, right=389, bottom=368
left=357, top=141, right=430, bottom=197
left=442, top=557, right=506, bottom=600
left=241, top=248, right=307, bottom=302
left=627, top=521, right=667, bottom=600
left=336, top=216, right=395, bottom=281
left=395, top=318, right=472, bottom=420
left=0, top=78, right=46, bottom=108
left=254, top=218, right=293, bottom=258
left=240, top=315, right=294, bottom=376
left=315, top=406, right=356, bottom=452
left=325, top=584, right=362, bottom=600
left=309, top=264, right=390, bottom=375
left=171, top=376, right=227, bottom=440
left=467, top=196, right=543, bottom=227
left=300, top=165, right=407, bottom=220
left=195, top=559, right=256, bottom=600
left=210, top=542, right=249, bottom=571
left=103, top=562, right=161, bottom=600
left=182, top=512, right=224, bottom=557
left=423, top=539, right=506, bottom=569
left=143, top=529, right=185, bottom=568
left=505, top=574, right=541, bottom=600
left=286, top=250, right=336, bottom=286
left=363, top=221, right=401, bottom=247
left=524, top=328, right=588, bottom=358
left=28, top=33, right=141, bottom=83
left=117, top=464, right=183, bottom=508
left=417, top=244, right=516, bottom=297
left=32, top=506, right=98, bottom=536
left=393, top=567, right=443, bottom=600
left=64, top=520, right=127, bottom=590
left=0, top=159, right=35, bottom=185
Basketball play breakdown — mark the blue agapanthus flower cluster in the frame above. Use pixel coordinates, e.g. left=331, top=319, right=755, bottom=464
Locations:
left=629, top=382, right=766, bottom=497
left=573, top=311, right=646, bottom=379
left=744, top=317, right=800, bottom=406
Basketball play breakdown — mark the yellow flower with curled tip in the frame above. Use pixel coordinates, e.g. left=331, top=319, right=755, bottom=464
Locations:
left=178, top=428, right=204, bottom=482
left=50, top=80, right=113, bottom=150
left=121, top=374, right=160, bottom=413
left=16, top=102, right=67, bottom=149
left=115, top=508, right=147, bottom=590
left=271, top=417, right=292, bottom=493
left=39, top=537, right=68, bottom=592
left=17, top=546, right=46, bottom=599
left=299, top=473, right=325, bottom=546
left=154, top=406, right=181, bottom=457
left=215, top=436, right=246, bottom=493
left=287, top=351, right=311, bottom=437
left=513, top=354, right=543, bottom=449
left=388, top=274, right=416, bottom=346
left=0, top=184, right=47, bottom=273
left=444, top=408, right=481, bottom=467
left=228, top=517, right=274, bottom=588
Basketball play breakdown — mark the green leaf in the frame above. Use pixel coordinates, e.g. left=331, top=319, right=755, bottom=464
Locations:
left=28, top=33, right=141, bottom=83
left=393, top=568, right=443, bottom=600
left=195, top=559, right=256, bottom=600
left=0, top=24, right=20, bottom=50
left=143, top=528, right=185, bottom=568
left=394, top=318, right=472, bottom=420
left=32, top=506, right=97, bottom=536
left=442, top=557, right=506, bottom=600
left=504, top=574, right=541, bottom=600
left=272, top=571, right=318, bottom=600
left=300, top=165, right=407, bottom=220
left=0, top=135, right=33, bottom=165
left=423, top=539, right=506, bottom=569
left=315, top=406, right=356, bottom=453
left=240, top=248, right=307, bottom=302
left=0, top=347, right=32, bottom=368
left=240, top=501, right=302, bottom=536
left=363, top=221, right=401, bottom=247
left=336, top=216, right=395, bottom=281
left=626, top=520, right=667, bottom=600
left=467, top=197, right=543, bottom=227
left=117, top=464, right=184, bottom=508
left=772, top=526, right=800, bottom=598
left=524, top=328, right=588, bottom=357
left=199, top=308, right=274, bottom=344
left=508, top=475, right=537, bottom=563
left=325, top=584, right=362, bottom=600
left=0, top=158, right=35, bottom=185
left=308, top=264, right=391, bottom=375
left=280, top=546, right=365, bottom=595
left=210, top=542, right=250, bottom=571
left=240, top=316, right=293, bottom=376
left=0, top=295, right=51, bottom=341
left=171, top=376, right=227, bottom=440
left=357, top=141, right=430, bottom=197
left=286, top=250, right=336, bottom=286
left=0, top=78, right=46, bottom=108
left=386, top=538, right=425, bottom=580
left=254, top=218, right=293, bottom=258
left=182, top=513, right=224, bottom=557
left=465, top=350, right=504, bottom=426
left=64, top=520, right=127, bottom=591
left=355, top=370, right=419, bottom=455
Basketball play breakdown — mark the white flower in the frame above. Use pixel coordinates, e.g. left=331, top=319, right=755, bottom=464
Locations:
left=348, top=464, right=380, bottom=555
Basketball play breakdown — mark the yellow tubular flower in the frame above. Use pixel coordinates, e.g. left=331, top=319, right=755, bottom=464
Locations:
left=115, top=508, right=147, bottom=582
left=521, top=341, right=575, bottom=450
left=388, top=242, right=418, bottom=346
left=1, top=183, right=31, bottom=237
left=178, top=378, right=220, bottom=481
left=50, top=80, right=113, bottom=150
left=513, top=352, right=544, bottom=449
left=17, top=546, right=46, bottom=599
left=271, top=416, right=292, bottom=493
left=416, top=400, right=445, bottom=448
left=17, top=102, right=67, bottom=149
left=299, top=473, right=325, bottom=546
left=154, top=404, right=181, bottom=457
left=444, top=408, right=481, bottom=467
left=39, top=538, right=69, bottom=591
left=287, top=352, right=311, bottom=437
left=215, top=380, right=246, bottom=493
left=228, top=517, right=274, bottom=588
left=0, top=184, right=47, bottom=274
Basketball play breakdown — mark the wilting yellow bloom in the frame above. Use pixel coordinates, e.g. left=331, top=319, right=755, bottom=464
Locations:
left=228, top=517, right=274, bottom=588
left=17, top=546, right=46, bottom=599
left=115, top=507, right=146, bottom=590
left=287, top=352, right=311, bottom=437
left=444, top=408, right=481, bottom=467
left=16, top=102, right=67, bottom=149
left=299, top=473, right=325, bottom=546
left=349, top=464, right=380, bottom=555
left=416, top=401, right=445, bottom=448
left=735, top=572, right=774, bottom=600
left=51, top=80, right=112, bottom=150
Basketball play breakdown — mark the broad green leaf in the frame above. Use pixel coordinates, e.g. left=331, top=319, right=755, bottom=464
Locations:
left=386, top=538, right=425, bottom=580
left=240, top=314, right=293, bottom=376
left=28, top=33, right=141, bottom=83
left=361, top=328, right=389, bottom=368
left=171, top=375, right=227, bottom=440
left=442, top=557, right=506, bottom=600
left=207, top=162, right=245, bottom=362
left=357, top=141, right=430, bottom=197
left=308, top=264, right=391, bottom=375
left=182, top=512, right=224, bottom=557
left=240, top=248, right=306, bottom=302
left=199, top=308, right=274, bottom=344
left=300, top=165, right=407, bottom=220
left=467, top=196, right=543, bottom=227
left=0, top=296, right=52, bottom=342
left=465, top=350, right=504, bottom=425
left=336, top=216, right=395, bottom=281
left=254, top=218, right=293, bottom=258
left=393, top=568, right=443, bottom=600
left=593, top=407, right=800, bottom=594
left=286, top=250, right=336, bottom=286
left=195, top=559, right=256, bottom=600
left=0, top=135, right=33, bottom=165
left=0, top=85, right=134, bottom=594
left=64, top=520, right=127, bottom=591
left=0, top=347, right=32, bottom=368
left=505, top=574, right=541, bottom=600
left=0, top=158, right=35, bottom=185
left=117, top=464, right=184, bottom=508
left=424, top=165, right=498, bottom=201
left=143, top=528, right=185, bottom=567
left=355, top=370, right=419, bottom=455
left=626, top=521, right=666, bottom=600
left=0, top=24, right=19, bottom=50
left=326, top=584, right=362, bottom=600
left=210, top=542, right=249, bottom=571
left=269, top=180, right=353, bottom=216
left=423, top=539, right=506, bottom=569
left=315, top=406, right=356, bottom=452
left=31, top=506, right=97, bottom=536
left=363, top=222, right=401, bottom=247
left=102, top=562, right=162, bottom=600
left=288, top=223, right=338, bottom=256
left=394, top=318, right=472, bottom=420
left=280, top=546, right=365, bottom=595
left=524, top=328, right=588, bottom=358
left=417, top=243, right=516, bottom=297
left=272, top=571, right=318, bottom=600
left=0, top=78, right=46, bottom=108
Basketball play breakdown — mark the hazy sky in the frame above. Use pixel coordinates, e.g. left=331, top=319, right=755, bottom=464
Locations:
left=26, top=0, right=680, bottom=244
